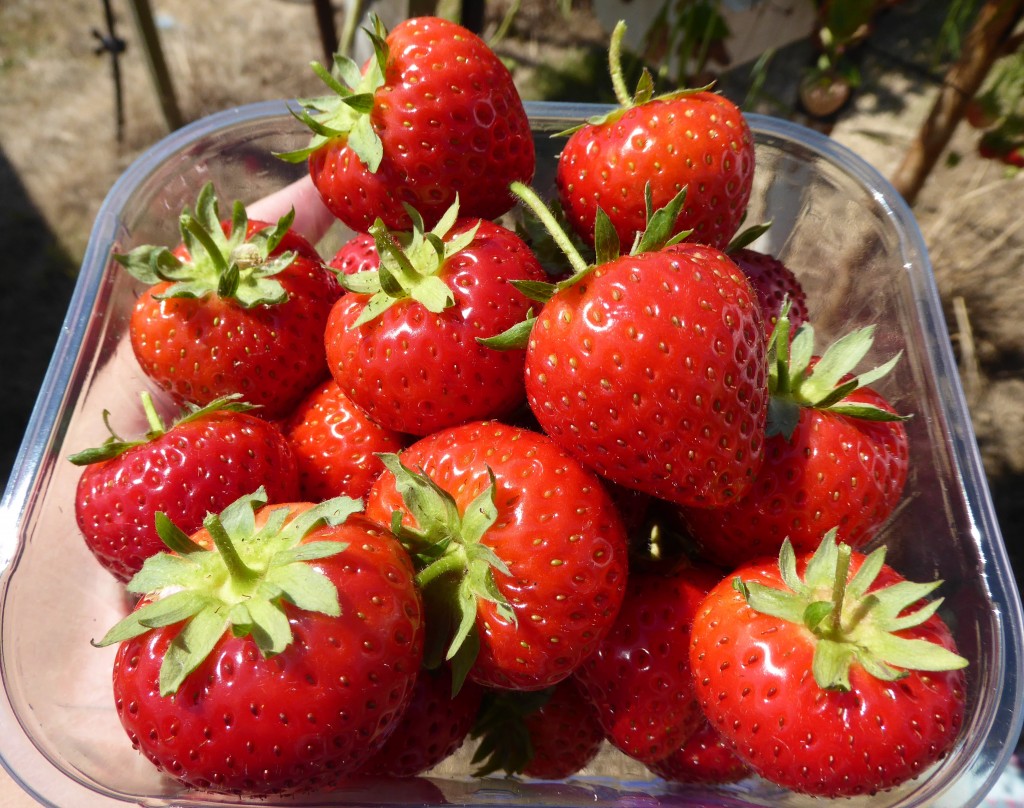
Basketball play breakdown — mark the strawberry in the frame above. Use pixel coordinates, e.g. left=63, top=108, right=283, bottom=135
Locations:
left=278, top=15, right=535, bottom=233
left=646, top=718, right=750, bottom=786
left=95, top=490, right=424, bottom=795
left=556, top=21, right=754, bottom=251
left=70, top=393, right=299, bottom=582
left=324, top=202, right=547, bottom=436
left=470, top=678, right=605, bottom=779
left=117, top=183, right=342, bottom=420
left=282, top=378, right=406, bottom=502
left=359, top=665, right=485, bottom=778
left=680, top=313, right=909, bottom=567
left=364, top=421, right=629, bottom=692
left=572, top=559, right=722, bottom=765
left=724, top=245, right=808, bottom=330
left=504, top=184, right=768, bottom=509
left=689, top=531, right=968, bottom=798
left=329, top=231, right=380, bottom=276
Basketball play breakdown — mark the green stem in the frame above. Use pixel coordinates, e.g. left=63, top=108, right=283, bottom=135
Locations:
left=608, top=21, right=633, bottom=108
left=509, top=182, right=589, bottom=276
left=204, top=513, right=261, bottom=587
left=416, top=548, right=467, bottom=590
left=829, top=543, right=852, bottom=635
left=183, top=216, right=230, bottom=275
left=140, top=391, right=166, bottom=436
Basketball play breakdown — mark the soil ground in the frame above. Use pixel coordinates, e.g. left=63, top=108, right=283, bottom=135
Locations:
left=1, top=1, right=1022, bottom=582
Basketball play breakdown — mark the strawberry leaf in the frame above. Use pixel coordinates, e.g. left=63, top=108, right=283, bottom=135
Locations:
left=735, top=529, right=968, bottom=693
left=159, top=606, right=228, bottom=696
left=95, top=490, right=363, bottom=696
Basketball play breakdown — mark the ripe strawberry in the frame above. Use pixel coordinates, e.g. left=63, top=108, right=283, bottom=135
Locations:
left=278, top=15, right=535, bottom=232
left=680, top=314, right=909, bottom=566
left=646, top=718, right=750, bottom=786
left=471, top=678, right=605, bottom=779
left=572, top=559, right=722, bottom=765
left=725, top=246, right=808, bottom=329
left=364, top=420, right=629, bottom=692
left=282, top=378, right=405, bottom=502
left=556, top=22, right=754, bottom=251
left=689, top=531, right=967, bottom=798
left=70, top=393, right=299, bottom=582
left=507, top=184, right=768, bottom=508
left=118, top=183, right=342, bottom=420
left=95, top=490, right=424, bottom=795
left=329, top=232, right=380, bottom=276
left=324, top=203, right=547, bottom=436
left=359, top=665, right=485, bottom=778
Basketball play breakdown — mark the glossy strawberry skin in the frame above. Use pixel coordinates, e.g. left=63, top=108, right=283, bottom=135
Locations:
left=130, top=220, right=342, bottom=421
left=310, top=17, right=535, bottom=232
left=283, top=378, right=406, bottom=502
left=557, top=92, right=754, bottom=250
left=75, top=410, right=299, bottom=582
left=689, top=553, right=966, bottom=798
left=365, top=421, right=629, bottom=691
left=359, top=666, right=484, bottom=778
left=728, top=248, right=808, bottom=329
left=572, top=561, right=722, bottom=765
left=525, top=245, right=768, bottom=508
left=522, top=678, right=605, bottom=780
left=325, top=219, right=547, bottom=436
left=646, top=718, right=750, bottom=786
left=329, top=232, right=380, bottom=276
left=681, top=385, right=909, bottom=567
left=111, top=507, right=424, bottom=795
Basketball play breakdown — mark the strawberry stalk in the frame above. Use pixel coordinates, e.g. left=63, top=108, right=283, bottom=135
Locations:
left=94, top=489, right=362, bottom=696
left=482, top=179, right=691, bottom=353
left=766, top=303, right=910, bottom=439
left=68, top=392, right=258, bottom=466
left=735, top=529, right=968, bottom=691
left=376, top=453, right=515, bottom=692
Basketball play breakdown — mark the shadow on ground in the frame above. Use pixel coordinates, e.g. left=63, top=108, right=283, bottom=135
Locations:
left=0, top=145, right=78, bottom=488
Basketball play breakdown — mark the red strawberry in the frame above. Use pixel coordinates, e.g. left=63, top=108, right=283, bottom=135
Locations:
left=282, top=378, right=406, bottom=502
left=359, top=665, right=484, bottom=778
left=725, top=246, right=808, bottom=329
left=70, top=393, right=299, bottom=582
left=689, top=531, right=967, bottom=798
left=324, top=203, right=547, bottom=436
left=364, top=421, right=629, bottom=692
left=118, top=183, right=342, bottom=420
left=646, top=718, right=750, bottom=786
left=572, top=560, right=721, bottom=765
left=95, top=490, right=424, bottom=795
left=508, top=184, right=769, bottom=508
left=278, top=15, right=535, bottom=232
left=680, top=314, right=909, bottom=567
left=470, top=678, right=605, bottom=779
left=329, top=232, right=380, bottom=276
left=556, top=22, right=754, bottom=250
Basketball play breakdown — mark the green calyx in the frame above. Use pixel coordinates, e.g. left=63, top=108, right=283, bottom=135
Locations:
left=767, top=304, right=910, bottom=439
left=68, top=392, right=257, bottom=466
left=555, top=20, right=712, bottom=137
left=478, top=180, right=691, bottom=351
left=470, top=688, right=553, bottom=777
left=341, top=199, right=477, bottom=327
left=114, top=182, right=296, bottom=308
left=94, top=488, right=362, bottom=697
left=275, top=15, right=389, bottom=169
left=377, top=453, right=515, bottom=695
left=734, top=528, right=968, bottom=691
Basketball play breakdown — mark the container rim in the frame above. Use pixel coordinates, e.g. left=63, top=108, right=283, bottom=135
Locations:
left=0, top=98, right=1021, bottom=808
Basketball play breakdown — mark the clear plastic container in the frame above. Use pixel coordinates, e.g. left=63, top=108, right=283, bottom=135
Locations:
left=0, top=100, right=1020, bottom=807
